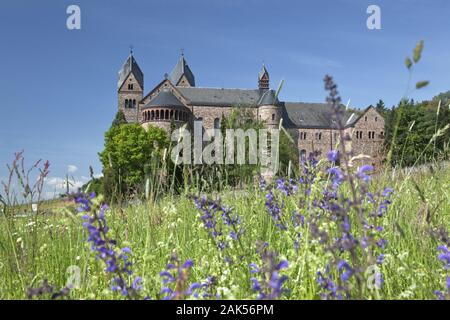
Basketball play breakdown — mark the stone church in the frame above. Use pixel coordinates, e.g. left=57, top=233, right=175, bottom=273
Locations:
left=117, top=51, right=385, bottom=165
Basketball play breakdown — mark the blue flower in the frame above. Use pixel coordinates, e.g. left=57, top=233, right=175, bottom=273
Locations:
left=337, top=260, right=353, bottom=282
left=327, top=167, right=344, bottom=189
left=357, top=165, right=374, bottom=183
left=327, top=150, right=340, bottom=163
left=76, top=193, right=142, bottom=299
left=192, top=196, right=242, bottom=251
left=249, top=243, right=289, bottom=300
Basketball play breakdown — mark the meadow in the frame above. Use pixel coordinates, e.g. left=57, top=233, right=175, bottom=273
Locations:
left=0, top=159, right=449, bottom=300
left=1, top=43, right=448, bottom=300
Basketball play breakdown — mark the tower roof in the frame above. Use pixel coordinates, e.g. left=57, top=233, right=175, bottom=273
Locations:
left=143, top=89, right=186, bottom=109
left=118, top=52, right=144, bottom=90
left=258, top=64, right=269, bottom=80
left=169, top=55, right=195, bottom=86
left=258, top=89, right=279, bottom=106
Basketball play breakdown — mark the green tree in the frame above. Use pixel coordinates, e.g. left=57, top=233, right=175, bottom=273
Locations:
left=111, top=109, right=128, bottom=128
left=99, top=123, right=169, bottom=202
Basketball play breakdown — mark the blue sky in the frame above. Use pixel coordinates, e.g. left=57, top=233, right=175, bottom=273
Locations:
left=0, top=0, right=449, bottom=197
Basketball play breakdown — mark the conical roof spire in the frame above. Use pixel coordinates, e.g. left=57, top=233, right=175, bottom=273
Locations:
left=169, top=53, right=195, bottom=87
left=258, top=63, right=269, bottom=90
left=118, top=49, right=144, bottom=90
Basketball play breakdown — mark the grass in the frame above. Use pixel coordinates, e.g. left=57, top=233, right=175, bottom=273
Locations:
left=0, top=162, right=448, bottom=300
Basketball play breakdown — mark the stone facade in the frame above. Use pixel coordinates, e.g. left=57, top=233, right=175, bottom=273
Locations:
left=116, top=53, right=385, bottom=167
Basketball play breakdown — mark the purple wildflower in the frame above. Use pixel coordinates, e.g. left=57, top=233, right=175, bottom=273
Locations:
left=249, top=242, right=289, bottom=300
left=357, top=165, right=374, bottom=183
left=76, top=193, right=142, bottom=299
left=327, top=150, right=340, bottom=163
left=192, top=196, right=242, bottom=250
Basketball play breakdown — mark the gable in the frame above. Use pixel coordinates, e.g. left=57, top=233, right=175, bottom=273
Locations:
left=118, top=72, right=143, bottom=92
left=141, top=79, right=189, bottom=106
left=351, top=106, right=385, bottom=128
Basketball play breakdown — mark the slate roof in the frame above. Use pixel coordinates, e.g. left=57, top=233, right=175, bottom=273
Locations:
left=258, top=89, right=279, bottom=106
left=177, top=87, right=265, bottom=106
left=282, top=102, right=357, bottom=129
left=169, top=56, right=195, bottom=86
left=143, top=90, right=186, bottom=109
left=258, top=64, right=269, bottom=80
left=118, top=54, right=144, bottom=90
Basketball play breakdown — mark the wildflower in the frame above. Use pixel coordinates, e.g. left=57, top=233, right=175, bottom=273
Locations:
left=437, top=245, right=450, bottom=269
left=27, top=279, right=71, bottom=300
left=265, top=190, right=286, bottom=229
left=159, top=254, right=207, bottom=300
left=76, top=193, right=141, bottom=299
left=338, top=260, right=353, bottom=282
left=249, top=242, right=289, bottom=300
left=327, top=167, right=344, bottom=189
left=317, top=270, right=338, bottom=300
left=327, top=150, right=340, bottom=163
left=192, top=196, right=242, bottom=250
left=357, top=165, right=374, bottom=183
left=275, top=178, right=298, bottom=196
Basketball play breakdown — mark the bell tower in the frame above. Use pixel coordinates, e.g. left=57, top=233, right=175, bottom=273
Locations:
left=118, top=48, right=144, bottom=123
left=258, top=63, right=269, bottom=91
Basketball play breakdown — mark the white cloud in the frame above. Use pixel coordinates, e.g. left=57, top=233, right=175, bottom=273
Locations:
left=45, top=176, right=89, bottom=192
left=45, top=177, right=65, bottom=187
left=68, top=165, right=78, bottom=173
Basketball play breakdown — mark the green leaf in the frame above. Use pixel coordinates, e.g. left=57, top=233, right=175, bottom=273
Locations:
left=416, top=81, right=429, bottom=89
left=413, top=40, right=424, bottom=63
left=405, top=57, right=413, bottom=69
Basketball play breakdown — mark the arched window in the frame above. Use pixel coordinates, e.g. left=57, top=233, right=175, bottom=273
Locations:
left=365, top=116, right=367, bottom=121
left=375, top=117, right=378, bottom=122
left=300, top=149, right=307, bottom=161
left=156, top=110, right=160, bottom=119
left=125, top=99, right=129, bottom=108
left=272, top=114, right=275, bottom=121
left=133, top=100, right=136, bottom=108
left=170, top=110, right=174, bottom=119
left=151, top=110, right=154, bottom=120
left=128, top=83, right=134, bottom=90
left=214, top=118, right=220, bottom=129
left=165, top=110, right=169, bottom=120
left=175, top=110, right=179, bottom=120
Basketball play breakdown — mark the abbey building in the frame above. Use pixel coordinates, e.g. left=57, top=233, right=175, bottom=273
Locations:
left=116, top=52, right=385, bottom=166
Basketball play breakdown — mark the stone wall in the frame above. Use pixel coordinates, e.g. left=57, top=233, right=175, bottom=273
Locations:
left=289, top=107, right=385, bottom=167
left=347, top=107, right=385, bottom=167
left=118, top=73, right=143, bottom=123
left=258, top=105, right=282, bottom=129
left=191, top=106, right=258, bottom=129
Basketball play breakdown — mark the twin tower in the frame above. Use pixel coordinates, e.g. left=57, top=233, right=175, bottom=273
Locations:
left=117, top=51, right=282, bottom=132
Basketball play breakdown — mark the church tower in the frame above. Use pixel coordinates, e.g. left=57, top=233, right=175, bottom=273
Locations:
left=118, top=50, right=144, bottom=123
left=258, top=64, right=270, bottom=90
left=257, top=64, right=281, bottom=129
left=169, top=53, right=195, bottom=87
